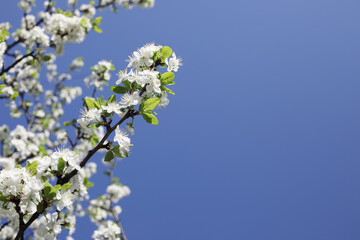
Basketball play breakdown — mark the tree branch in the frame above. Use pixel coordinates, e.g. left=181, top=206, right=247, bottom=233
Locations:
left=0, top=50, right=36, bottom=76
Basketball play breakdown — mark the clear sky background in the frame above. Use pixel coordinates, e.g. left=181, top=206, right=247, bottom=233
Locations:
left=1, top=0, right=360, bottom=239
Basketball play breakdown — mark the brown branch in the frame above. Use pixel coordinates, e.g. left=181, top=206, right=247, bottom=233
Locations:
left=0, top=220, right=10, bottom=232
left=0, top=50, right=36, bottom=76
left=14, top=212, right=40, bottom=240
left=12, top=198, right=25, bottom=240
left=58, top=110, right=132, bottom=185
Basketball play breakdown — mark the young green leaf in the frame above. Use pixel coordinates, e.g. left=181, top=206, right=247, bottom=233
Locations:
left=93, top=17, right=102, bottom=26
left=42, top=55, right=51, bottom=62
left=111, top=146, right=123, bottom=158
left=10, top=91, right=19, bottom=101
left=63, top=121, right=71, bottom=126
left=161, top=72, right=175, bottom=85
left=91, top=134, right=99, bottom=147
left=57, top=157, right=66, bottom=173
left=160, top=85, right=175, bottom=95
left=43, top=182, right=57, bottom=200
left=142, top=112, right=159, bottom=125
left=93, top=26, right=102, bottom=33
left=85, top=98, right=100, bottom=109
left=54, top=184, right=62, bottom=191
left=160, top=46, right=173, bottom=59
left=26, top=161, right=38, bottom=176
left=83, top=177, right=94, bottom=188
left=108, top=94, right=116, bottom=103
left=104, top=150, right=115, bottom=162
left=141, top=98, right=160, bottom=112
left=123, top=80, right=132, bottom=90
left=85, top=98, right=96, bottom=109
left=62, top=183, right=72, bottom=191
left=110, top=86, right=128, bottom=94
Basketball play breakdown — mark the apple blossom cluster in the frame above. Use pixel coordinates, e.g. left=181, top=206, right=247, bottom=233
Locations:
left=44, top=13, right=91, bottom=55
left=0, top=0, right=184, bottom=239
left=84, top=60, right=115, bottom=91
left=0, top=148, right=97, bottom=239
left=98, top=0, right=155, bottom=9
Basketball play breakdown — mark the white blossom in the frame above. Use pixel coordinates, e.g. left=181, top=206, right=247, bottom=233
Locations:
left=56, top=188, right=74, bottom=211
left=92, top=220, right=121, bottom=240
left=127, top=43, right=162, bottom=69
left=0, top=42, right=6, bottom=69
left=158, top=92, right=170, bottom=108
left=0, top=167, right=43, bottom=214
left=80, top=4, right=96, bottom=18
left=21, top=15, right=36, bottom=30
left=60, top=87, right=82, bottom=104
left=70, top=57, right=84, bottom=71
left=119, top=92, right=142, bottom=108
left=36, top=213, right=62, bottom=239
left=166, top=52, right=183, bottom=72
left=114, top=127, right=132, bottom=158
left=52, top=148, right=81, bottom=171
left=45, top=14, right=89, bottom=55
left=106, top=184, right=131, bottom=203
left=84, top=60, right=114, bottom=90
left=102, top=102, right=122, bottom=115
left=18, top=0, right=32, bottom=13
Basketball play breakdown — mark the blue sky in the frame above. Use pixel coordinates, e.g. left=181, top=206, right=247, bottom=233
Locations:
left=1, top=0, right=360, bottom=239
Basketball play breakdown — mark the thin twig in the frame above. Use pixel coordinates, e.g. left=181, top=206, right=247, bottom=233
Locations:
left=0, top=50, right=36, bottom=76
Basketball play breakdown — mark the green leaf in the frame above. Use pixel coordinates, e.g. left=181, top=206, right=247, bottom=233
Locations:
left=141, top=98, right=160, bottom=112
left=39, top=145, right=47, bottom=156
left=104, top=151, right=114, bottom=162
left=111, top=146, right=123, bottom=158
left=41, top=176, right=47, bottom=182
left=96, top=97, right=106, bottom=106
left=123, top=80, right=132, bottom=90
left=110, top=86, right=128, bottom=94
left=142, top=112, right=159, bottom=125
left=161, top=72, right=175, bottom=85
left=37, top=203, right=44, bottom=213
left=85, top=98, right=100, bottom=109
left=93, top=17, right=102, bottom=26
left=10, top=91, right=19, bottom=101
left=43, top=182, right=57, bottom=200
left=108, top=94, right=116, bottom=103
left=62, top=183, right=72, bottom=191
left=42, top=55, right=51, bottom=62
left=160, top=46, right=173, bottom=59
left=160, top=85, right=175, bottom=95
left=54, top=184, right=62, bottom=191
left=63, top=121, right=71, bottom=126
left=26, top=161, right=37, bottom=176
left=57, top=157, right=66, bottom=173
left=83, top=177, right=94, bottom=188
left=0, top=29, right=9, bottom=43
left=80, top=18, right=87, bottom=28
left=91, top=134, right=99, bottom=147
left=93, top=25, right=102, bottom=33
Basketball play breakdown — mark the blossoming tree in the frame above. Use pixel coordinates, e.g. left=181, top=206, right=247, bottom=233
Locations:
left=0, top=0, right=182, bottom=239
